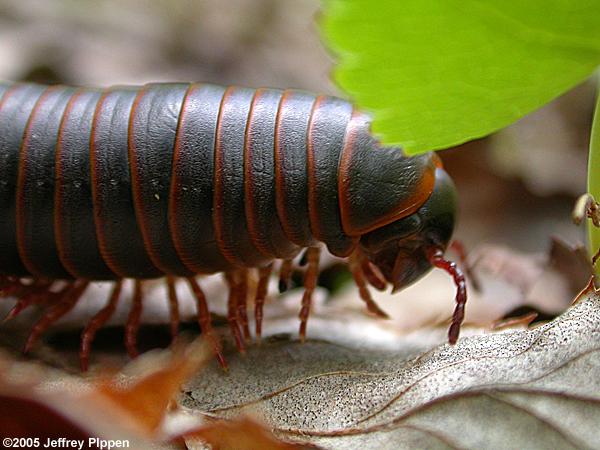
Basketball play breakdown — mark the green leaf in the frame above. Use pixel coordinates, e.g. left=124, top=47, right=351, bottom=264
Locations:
left=588, top=86, right=600, bottom=262
left=321, top=0, right=600, bottom=154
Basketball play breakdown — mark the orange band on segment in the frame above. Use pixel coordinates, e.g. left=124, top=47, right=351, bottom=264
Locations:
left=54, top=90, right=87, bottom=279
left=306, top=95, right=324, bottom=241
left=0, top=83, right=20, bottom=110
left=88, top=92, right=125, bottom=276
left=213, top=87, right=241, bottom=266
left=338, top=111, right=437, bottom=237
left=273, top=90, right=312, bottom=246
left=168, top=83, right=198, bottom=272
left=431, top=152, right=444, bottom=168
left=273, top=91, right=288, bottom=239
left=90, top=90, right=126, bottom=278
left=16, top=86, right=57, bottom=276
left=128, top=87, right=158, bottom=270
left=243, top=88, right=274, bottom=258
left=337, top=111, right=363, bottom=237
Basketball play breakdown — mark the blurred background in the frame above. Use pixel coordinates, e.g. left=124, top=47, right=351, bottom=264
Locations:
left=0, top=0, right=595, bottom=346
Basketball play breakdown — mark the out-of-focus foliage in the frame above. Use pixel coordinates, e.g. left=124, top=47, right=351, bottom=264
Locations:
left=488, top=80, right=594, bottom=197
left=0, top=0, right=334, bottom=92
left=588, top=92, right=600, bottom=264
left=0, top=338, right=212, bottom=445
left=321, top=0, right=600, bottom=154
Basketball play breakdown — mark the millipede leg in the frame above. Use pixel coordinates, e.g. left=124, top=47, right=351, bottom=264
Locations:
left=427, top=247, right=467, bottom=344
left=125, top=280, right=144, bottom=359
left=254, top=263, right=273, bottom=343
left=0, top=276, right=26, bottom=297
left=449, top=240, right=481, bottom=291
left=4, top=298, right=31, bottom=323
left=0, top=276, right=12, bottom=293
left=166, top=276, right=180, bottom=341
left=298, top=247, right=320, bottom=342
left=349, top=251, right=389, bottom=319
left=236, top=270, right=250, bottom=340
left=23, top=280, right=89, bottom=354
left=225, top=272, right=245, bottom=354
left=3, top=281, right=55, bottom=323
left=278, top=259, right=294, bottom=293
left=80, top=280, right=123, bottom=372
left=187, top=277, right=227, bottom=370
left=358, top=252, right=387, bottom=291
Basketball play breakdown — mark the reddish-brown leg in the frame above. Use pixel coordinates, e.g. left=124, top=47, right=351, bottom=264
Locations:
left=427, top=247, right=467, bottom=344
left=225, top=271, right=245, bottom=354
left=298, top=247, right=320, bottom=342
left=349, top=251, right=389, bottom=319
left=0, top=276, right=25, bottom=297
left=359, top=256, right=387, bottom=291
left=80, top=280, right=123, bottom=372
left=187, top=277, right=227, bottom=370
left=166, top=276, right=180, bottom=341
left=449, top=240, right=481, bottom=291
left=3, top=281, right=57, bottom=323
left=0, top=276, right=12, bottom=292
left=254, top=263, right=273, bottom=342
left=0, top=276, right=45, bottom=298
left=23, top=280, right=89, bottom=354
left=4, top=298, right=33, bottom=323
left=278, top=259, right=294, bottom=293
left=236, top=270, right=250, bottom=340
left=125, top=280, right=143, bottom=359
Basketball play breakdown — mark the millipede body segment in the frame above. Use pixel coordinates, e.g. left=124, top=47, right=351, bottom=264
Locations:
left=0, top=81, right=465, bottom=369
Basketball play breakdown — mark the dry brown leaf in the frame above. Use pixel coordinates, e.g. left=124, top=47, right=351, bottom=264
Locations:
left=180, top=280, right=600, bottom=449
left=0, top=338, right=212, bottom=447
left=0, top=370, right=155, bottom=447
left=469, top=237, right=592, bottom=315
left=186, top=417, right=318, bottom=450
left=96, top=337, right=212, bottom=435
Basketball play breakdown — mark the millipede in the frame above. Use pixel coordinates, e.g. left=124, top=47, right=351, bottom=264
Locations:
left=0, top=81, right=466, bottom=371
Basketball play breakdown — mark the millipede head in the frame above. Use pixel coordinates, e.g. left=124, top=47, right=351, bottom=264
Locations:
left=358, top=168, right=457, bottom=292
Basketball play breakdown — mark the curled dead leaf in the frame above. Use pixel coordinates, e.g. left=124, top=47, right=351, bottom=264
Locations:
left=95, top=337, right=212, bottom=436
left=180, top=280, right=600, bottom=449
left=0, top=338, right=210, bottom=445
left=186, top=417, right=319, bottom=450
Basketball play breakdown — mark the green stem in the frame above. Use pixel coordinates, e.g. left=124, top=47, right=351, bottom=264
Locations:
left=588, top=83, right=600, bottom=263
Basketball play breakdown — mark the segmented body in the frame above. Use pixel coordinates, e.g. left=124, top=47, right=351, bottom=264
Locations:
left=0, top=81, right=458, bottom=370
